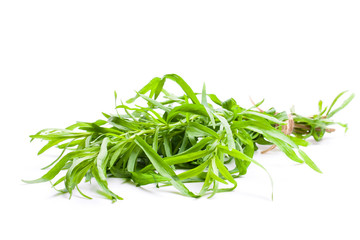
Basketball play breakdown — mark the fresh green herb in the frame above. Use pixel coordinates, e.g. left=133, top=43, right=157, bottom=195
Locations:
left=23, top=74, right=354, bottom=201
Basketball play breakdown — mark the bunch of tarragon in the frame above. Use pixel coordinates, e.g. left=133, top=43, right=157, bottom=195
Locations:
left=23, top=74, right=354, bottom=201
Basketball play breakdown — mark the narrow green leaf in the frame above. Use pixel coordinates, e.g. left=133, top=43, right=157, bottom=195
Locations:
left=179, top=136, right=213, bottom=155
left=213, top=113, right=235, bottom=151
left=167, top=103, right=209, bottom=122
left=218, top=146, right=273, bottom=199
left=131, top=172, right=170, bottom=185
left=243, top=111, right=283, bottom=125
left=209, top=171, right=227, bottom=185
left=186, top=122, right=219, bottom=139
left=163, top=74, right=200, bottom=104
left=37, top=139, right=66, bottom=155
left=199, top=160, right=214, bottom=196
left=201, top=83, right=216, bottom=128
left=298, top=149, right=322, bottom=173
left=41, top=140, right=75, bottom=170
left=52, top=176, right=66, bottom=188
left=163, top=134, right=172, bottom=157
left=134, top=136, right=198, bottom=197
left=215, top=154, right=237, bottom=187
left=109, top=141, right=127, bottom=168
left=65, top=155, right=94, bottom=195
left=326, top=91, right=347, bottom=116
left=154, top=78, right=166, bottom=99
left=318, top=100, right=323, bottom=113
left=108, top=116, right=139, bottom=131
left=137, top=92, right=171, bottom=112
left=136, top=106, right=167, bottom=124
left=96, top=137, right=110, bottom=181
left=178, top=132, right=188, bottom=154
left=92, top=166, right=123, bottom=201
left=126, top=77, right=162, bottom=103
left=22, top=150, right=93, bottom=183
left=327, top=93, right=355, bottom=118
left=76, top=185, right=93, bottom=199
left=178, top=161, right=209, bottom=180
left=152, top=127, right=160, bottom=152
left=127, top=146, right=141, bottom=172
left=140, top=150, right=211, bottom=173
left=208, top=94, right=222, bottom=106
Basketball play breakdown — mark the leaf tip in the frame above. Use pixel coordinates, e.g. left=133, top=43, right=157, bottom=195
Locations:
left=21, top=179, right=34, bottom=184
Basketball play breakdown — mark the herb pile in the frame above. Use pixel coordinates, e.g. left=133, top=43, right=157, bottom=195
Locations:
left=23, top=74, right=354, bottom=201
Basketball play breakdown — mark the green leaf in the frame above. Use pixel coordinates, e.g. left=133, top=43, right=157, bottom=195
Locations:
left=213, top=113, right=235, bottom=150
left=130, top=172, right=170, bottom=185
left=152, top=127, right=160, bottom=152
left=66, top=120, right=107, bottom=131
left=201, top=83, right=216, bottom=128
left=37, top=139, right=66, bottom=155
left=136, top=106, right=167, bottom=124
left=134, top=136, right=198, bottom=198
left=92, top=165, right=123, bottom=201
left=163, top=74, right=200, bottom=104
left=243, top=111, right=283, bottom=125
left=108, top=116, right=139, bottom=131
left=140, top=150, right=211, bottom=173
left=76, top=185, right=92, bottom=199
left=232, top=120, right=304, bottom=163
left=186, top=122, right=219, bottom=139
left=52, top=176, right=66, bottom=188
left=41, top=140, right=75, bottom=170
left=327, top=93, right=355, bottom=118
left=167, top=103, right=209, bottom=122
left=199, top=159, right=214, bottom=196
left=179, top=136, right=213, bottom=155
left=326, top=91, right=347, bottom=116
left=177, top=161, right=209, bottom=180
left=154, top=78, right=166, bottom=99
left=208, top=94, right=222, bottom=106
left=126, top=77, right=162, bottom=103
left=298, top=149, right=322, bottom=173
left=250, top=98, right=265, bottom=110
left=318, top=100, right=323, bottom=113
left=127, top=146, right=141, bottom=172
left=218, top=145, right=273, bottom=199
left=23, top=150, right=94, bottom=183
left=96, top=137, right=110, bottom=181
left=30, top=129, right=90, bottom=141
left=215, top=154, right=237, bottom=188
left=109, top=141, right=128, bottom=168
left=289, top=136, right=310, bottom=147
left=65, top=155, right=94, bottom=195
left=137, top=92, right=171, bottom=112
left=222, top=98, right=237, bottom=111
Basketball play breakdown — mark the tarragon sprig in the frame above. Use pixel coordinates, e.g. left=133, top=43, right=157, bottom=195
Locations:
left=23, top=74, right=354, bottom=201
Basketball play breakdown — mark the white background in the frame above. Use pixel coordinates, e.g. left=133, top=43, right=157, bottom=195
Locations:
left=1, top=0, right=359, bottom=239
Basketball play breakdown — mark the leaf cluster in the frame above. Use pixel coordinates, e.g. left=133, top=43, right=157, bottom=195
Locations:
left=23, top=74, right=354, bottom=201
